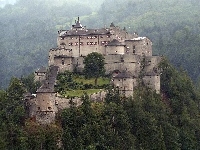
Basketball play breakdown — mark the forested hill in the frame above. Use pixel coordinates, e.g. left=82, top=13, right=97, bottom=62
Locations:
left=0, top=0, right=200, bottom=87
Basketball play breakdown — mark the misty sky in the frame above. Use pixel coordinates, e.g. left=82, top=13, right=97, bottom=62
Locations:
left=0, top=0, right=16, bottom=7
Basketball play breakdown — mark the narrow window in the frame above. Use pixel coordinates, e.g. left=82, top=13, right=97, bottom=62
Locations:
left=133, top=46, right=136, bottom=54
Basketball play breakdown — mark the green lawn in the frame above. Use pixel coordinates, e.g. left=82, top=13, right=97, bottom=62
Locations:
left=73, top=76, right=110, bottom=86
left=65, top=89, right=103, bottom=98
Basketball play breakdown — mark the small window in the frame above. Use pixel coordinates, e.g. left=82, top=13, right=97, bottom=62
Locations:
left=48, top=107, right=52, bottom=110
left=62, top=60, right=64, bottom=65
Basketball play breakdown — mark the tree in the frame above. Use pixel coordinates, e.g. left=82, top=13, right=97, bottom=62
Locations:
left=83, top=52, right=105, bottom=86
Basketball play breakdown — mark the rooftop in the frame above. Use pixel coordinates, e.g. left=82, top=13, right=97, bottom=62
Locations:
left=107, top=39, right=125, bottom=46
left=114, top=71, right=133, bottom=79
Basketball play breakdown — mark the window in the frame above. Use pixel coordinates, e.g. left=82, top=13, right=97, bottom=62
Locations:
left=62, top=60, right=64, bottom=65
left=133, top=46, right=136, bottom=54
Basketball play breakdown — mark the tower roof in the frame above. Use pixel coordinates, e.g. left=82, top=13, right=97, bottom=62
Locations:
left=35, top=66, right=47, bottom=73
left=72, top=17, right=83, bottom=29
left=107, top=39, right=125, bottom=46
left=114, top=71, right=133, bottom=79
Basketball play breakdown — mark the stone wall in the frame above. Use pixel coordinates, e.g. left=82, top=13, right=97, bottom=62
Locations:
left=25, top=91, right=107, bottom=124
left=125, top=38, right=152, bottom=56
left=105, top=45, right=125, bottom=55
left=49, top=48, right=72, bottom=66
left=143, top=75, right=160, bottom=94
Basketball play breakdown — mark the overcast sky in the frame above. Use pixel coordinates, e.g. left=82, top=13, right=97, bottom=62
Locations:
left=0, top=0, right=16, bottom=7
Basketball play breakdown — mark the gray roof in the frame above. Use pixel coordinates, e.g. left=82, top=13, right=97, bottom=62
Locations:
left=107, top=39, right=125, bottom=46
left=54, top=55, right=72, bottom=58
left=114, top=71, right=133, bottom=79
left=36, top=66, right=59, bottom=93
left=145, top=72, right=160, bottom=76
left=35, top=66, right=47, bottom=73
left=59, top=28, right=111, bottom=37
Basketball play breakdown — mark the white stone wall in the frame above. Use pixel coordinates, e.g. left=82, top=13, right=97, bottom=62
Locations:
left=125, top=38, right=152, bottom=56
left=34, top=72, right=46, bottom=82
left=105, top=45, right=125, bottom=55
left=49, top=49, right=72, bottom=66
left=144, top=56, right=162, bottom=73
left=54, top=57, right=73, bottom=72
left=112, top=78, right=137, bottom=97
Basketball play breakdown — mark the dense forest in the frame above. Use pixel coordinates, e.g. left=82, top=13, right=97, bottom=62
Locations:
left=1, top=59, right=200, bottom=149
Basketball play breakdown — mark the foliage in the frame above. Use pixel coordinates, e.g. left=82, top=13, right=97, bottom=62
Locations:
left=83, top=52, right=105, bottom=86
left=21, top=73, right=41, bottom=93
left=55, top=71, right=109, bottom=97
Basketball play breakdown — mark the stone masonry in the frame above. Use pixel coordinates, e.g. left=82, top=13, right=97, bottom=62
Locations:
left=27, top=17, right=161, bottom=124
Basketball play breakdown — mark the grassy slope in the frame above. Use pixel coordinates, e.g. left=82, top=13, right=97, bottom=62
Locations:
left=63, top=76, right=110, bottom=97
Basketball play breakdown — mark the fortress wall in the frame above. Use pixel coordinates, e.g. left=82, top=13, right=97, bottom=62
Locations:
left=143, top=75, right=160, bottom=94
left=26, top=98, right=37, bottom=117
left=49, top=49, right=72, bottom=66
left=36, top=93, right=58, bottom=112
left=35, top=92, right=58, bottom=124
left=112, top=78, right=137, bottom=97
left=36, top=111, right=56, bottom=124
left=49, top=49, right=72, bottom=57
left=125, top=38, right=152, bottom=56
left=55, top=96, right=82, bottom=110
left=80, top=45, right=99, bottom=56
left=54, top=57, right=73, bottom=72
left=90, top=91, right=107, bottom=102
left=123, top=54, right=140, bottom=62
left=105, top=63, right=124, bottom=73
left=122, top=62, right=138, bottom=73
left=105, top=46, right=125, bottom=55
left=34, top=72, right=46, bottom=82
left=104, top=55, right=121, bottom=63
left=110, top=27, right=132, bottom=41
left=144, top=56, right=162, bottom=73
left=58, top=34, right=111, bottom=57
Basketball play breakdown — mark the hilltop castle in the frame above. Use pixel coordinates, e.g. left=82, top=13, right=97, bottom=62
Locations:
left=26, top=17, right=161, bottom=124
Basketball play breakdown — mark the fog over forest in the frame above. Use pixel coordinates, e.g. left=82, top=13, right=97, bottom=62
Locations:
left=0, top=0, right=200, bottom=87
left=1, top=1, right=200, bottom=149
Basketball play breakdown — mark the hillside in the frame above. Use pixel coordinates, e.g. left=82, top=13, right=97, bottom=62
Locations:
left=0, top=0, right=200, bottom=88
left=1, top=59, right=200, bottom=149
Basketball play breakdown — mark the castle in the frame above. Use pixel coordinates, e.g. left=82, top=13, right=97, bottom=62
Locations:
left=25, top=17, right=162, bottom=124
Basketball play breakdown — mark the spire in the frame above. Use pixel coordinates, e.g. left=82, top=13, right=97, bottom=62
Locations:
left=72, top=16, right=83, bottom=30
